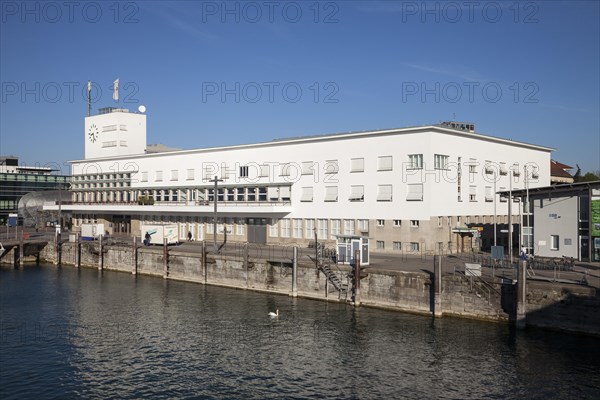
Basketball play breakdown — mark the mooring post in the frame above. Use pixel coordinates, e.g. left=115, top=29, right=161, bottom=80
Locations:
left=292, top=246, right=298, bottom=297
left=163, top=238, right=168, bottom=279
left=132, top=236, right=137, bottom=275
left=516, top=260, right=527, bottom=329
left=202, top=240, right=207, bottom=284
left=54, top=232, right=59, bottom=265
left=98, top=234, right=103, bottom=270
left=433, top=255, right=442, bottom=317
left=75, top=234, right=81, bottom=268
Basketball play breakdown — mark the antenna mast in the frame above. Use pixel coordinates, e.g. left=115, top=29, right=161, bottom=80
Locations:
left=87, top=80, right=91, bottom=117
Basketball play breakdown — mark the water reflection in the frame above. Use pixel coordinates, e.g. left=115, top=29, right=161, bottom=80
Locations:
left=1, top=265, right=599, bottom=399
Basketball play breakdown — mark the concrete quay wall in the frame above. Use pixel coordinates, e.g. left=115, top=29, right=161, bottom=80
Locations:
left=34, top=242, right=600, bottom=336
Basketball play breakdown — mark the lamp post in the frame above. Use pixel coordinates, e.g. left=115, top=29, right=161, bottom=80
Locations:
left=494, top=169, right=497, bottom=247
left=209, top=176, right=223, bottom=253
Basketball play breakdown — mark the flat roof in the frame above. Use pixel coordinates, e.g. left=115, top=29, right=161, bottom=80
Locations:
left=72, top=124, right=555, bottom=163
left=499, top=180, right=600, bottom=197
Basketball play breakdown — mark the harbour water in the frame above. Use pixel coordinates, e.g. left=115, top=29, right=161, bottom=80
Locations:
left=1, top=264, right=599, bottom=399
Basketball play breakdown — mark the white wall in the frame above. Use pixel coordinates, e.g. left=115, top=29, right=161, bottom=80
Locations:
left=84, top=111, right=146, bottom=159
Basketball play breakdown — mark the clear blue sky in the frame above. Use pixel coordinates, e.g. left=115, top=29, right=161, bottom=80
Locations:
left=1, top=0, right=599, bottom=175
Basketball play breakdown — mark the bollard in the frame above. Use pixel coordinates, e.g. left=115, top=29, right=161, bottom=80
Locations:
left=354, top=249, right=361, bottom=306
left=244, top=243, right=249, bottom=288
left=433, top=255, right=442, bottom=317
left=292, top=247, right=298, bottom=297
left=516, top=260, right=527, bottom=329
left=19, top=236, right=24, bottom=267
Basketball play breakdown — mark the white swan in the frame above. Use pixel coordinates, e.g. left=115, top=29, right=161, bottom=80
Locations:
left=268, top=309, right=279, bottom=317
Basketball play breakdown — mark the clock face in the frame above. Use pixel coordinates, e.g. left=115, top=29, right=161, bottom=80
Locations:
left=88, top=124, right=99, bottom=143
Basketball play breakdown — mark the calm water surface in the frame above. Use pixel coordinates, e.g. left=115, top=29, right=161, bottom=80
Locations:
left=1, top=264, right=599, bottom=399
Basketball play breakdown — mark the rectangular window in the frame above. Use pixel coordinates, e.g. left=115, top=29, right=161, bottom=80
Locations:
left=267, top=187, right=279, bottom=200
left=239, top=166, right=249, bottom=178
left=269, top=218, right=278, bottom=237
left=513, top=163, right=521, bottom=176
left=259, top=164, right=269, bottom=178
left=485, top=186, right=493, bottom=202
left=377, top=219, right=385, bottom=227
left=408, top=154, right=423, bottom=169
left=393, top=219, right=401, bottom=227
left=484, top=162, right=494, bottom=174
left=324, top=186, right=338, bottom=202
left=301, top=161, right=314, bottom=175
left=393, top=241, right=402, bottom=250
left=280, top=163, right=291, bottom=176
left=155, top=170, right=163, bottom=182
left=344, top=219, right=355, bottom=235
left=376, top=241, right=385, bottom=249
left=236, top=187, right=246, bottom=202
left=247, top=187, right=256, bottom=201
left=406, top=184, right=423, bottom=201
left=469, top=159, right=477, bottom=174
left=301, top=187, right=314, bottom=202
left=350, top=158, right=364, bottom=172
left=410, top=242, right=420, bottom=252
left=349, top=185, right=364, bottom=201
left=305, top=219, right=315, bottom=239
left=280, top=186, right=291, bottom=200
left=227, top=188, right=235, bottom=202
left=171, top=170, right=178, bottom=181
left=325, top=160, right=339, bottom=174
left=293, top=219, right=303, bottom=238
left=280, top=219, right=290, bottom=238
left=186, top=169, right=195, bottom=180
left=377, top=185, right=393, bottom=201
left=377, top=156, right=393, bottom=171
left=551, top=235, right=559, bottom=250
left=410, top=220, right=419, bottom=228
left=258, top=187, right=267, bottom=201
left=330, top=219, right=341, bottom=239
left=438, top=216, right=443, bottom=227
left=469, top=185, right=477, bottom=202
left=358, top=219, right=369, bottom=232
left=499, top=187, right=507, bottom=202
left=434, top=154, right=449, bottom=170
left=318, top=219, right=328, bottom=239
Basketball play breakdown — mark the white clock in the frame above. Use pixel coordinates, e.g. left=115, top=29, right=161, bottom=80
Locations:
left=88, top=124, right=99, bottom=143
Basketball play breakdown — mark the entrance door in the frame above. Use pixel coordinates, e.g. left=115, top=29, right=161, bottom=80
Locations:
left=580, top=235, right=589, bottom=261
left=247, top=218, right=267, bottom=244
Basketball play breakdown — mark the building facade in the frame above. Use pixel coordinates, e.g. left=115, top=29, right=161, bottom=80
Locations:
left=46, top=108, right=553, bottom=253
left=1, top=156, right=70, bottom=224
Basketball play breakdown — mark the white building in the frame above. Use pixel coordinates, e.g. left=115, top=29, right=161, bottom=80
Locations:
left=48, top=108, right=553, bottom=253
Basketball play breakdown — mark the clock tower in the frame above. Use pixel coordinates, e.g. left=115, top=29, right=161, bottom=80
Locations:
left=84, top=107, right=147, bottom=159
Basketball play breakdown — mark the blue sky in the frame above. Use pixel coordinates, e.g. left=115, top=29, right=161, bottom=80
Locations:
left=1, top=0, right=599, bottom=175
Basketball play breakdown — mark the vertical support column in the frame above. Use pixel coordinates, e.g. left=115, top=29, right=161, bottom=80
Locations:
left=97, top=235, right=103, bottom=270
left=433, top=255, right=442, bottom=317
left=353, top=249, right=361, bottom=306
left=163, top=238, right=168, bottom=279
left=516, top=260, right=527, bottom=329
left=202, top=240, right=207, bottom=284
left=292, top=246, right=298, bottom=297
left=75, top=234, right=81, bottom=268
left=54, top=233, right=59, bottom=265
left=132, top=236, right=137, bottom=275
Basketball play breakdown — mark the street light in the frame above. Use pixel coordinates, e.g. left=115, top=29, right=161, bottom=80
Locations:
left=209, top=176, right=223, bottom=253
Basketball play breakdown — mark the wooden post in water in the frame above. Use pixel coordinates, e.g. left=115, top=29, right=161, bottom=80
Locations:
left=19, top=235, right=24, bottom=267
left=163, top=238, right=168, bottom=279
left=433, top=255, right=442, bottom=317
left=202, top=240, right=207, bottom=284
left=132, top=236, right=137, bottom=275
left=292, top=246, right=298, bottom=297
left=516, top=260, right=527, bottom=329
left=75, top=234, right=81, bottom=268
left=244, top=243, right=249, bottom=288
left=354, top=249, right=361, bottom=306
left=98, top=235, right=103, bottom=270
left=54, top=231, right=59, bottom=265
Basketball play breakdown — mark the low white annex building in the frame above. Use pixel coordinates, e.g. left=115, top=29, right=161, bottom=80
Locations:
left=48, top=107, right=553, bottom=253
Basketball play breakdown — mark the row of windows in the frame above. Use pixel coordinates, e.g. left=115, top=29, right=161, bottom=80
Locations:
left=301, top=184, right=423, bottom=202
left=0, top=173, right=70, bottom=183
left=74, top=173, right=132, bottom=182
left=376, top=241, right=421, bottom=251
left=73, top=181, right=132, bottom=189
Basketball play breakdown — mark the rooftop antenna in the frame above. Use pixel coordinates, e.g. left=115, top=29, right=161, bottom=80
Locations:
left=87, top=80, right=91, bottom=117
